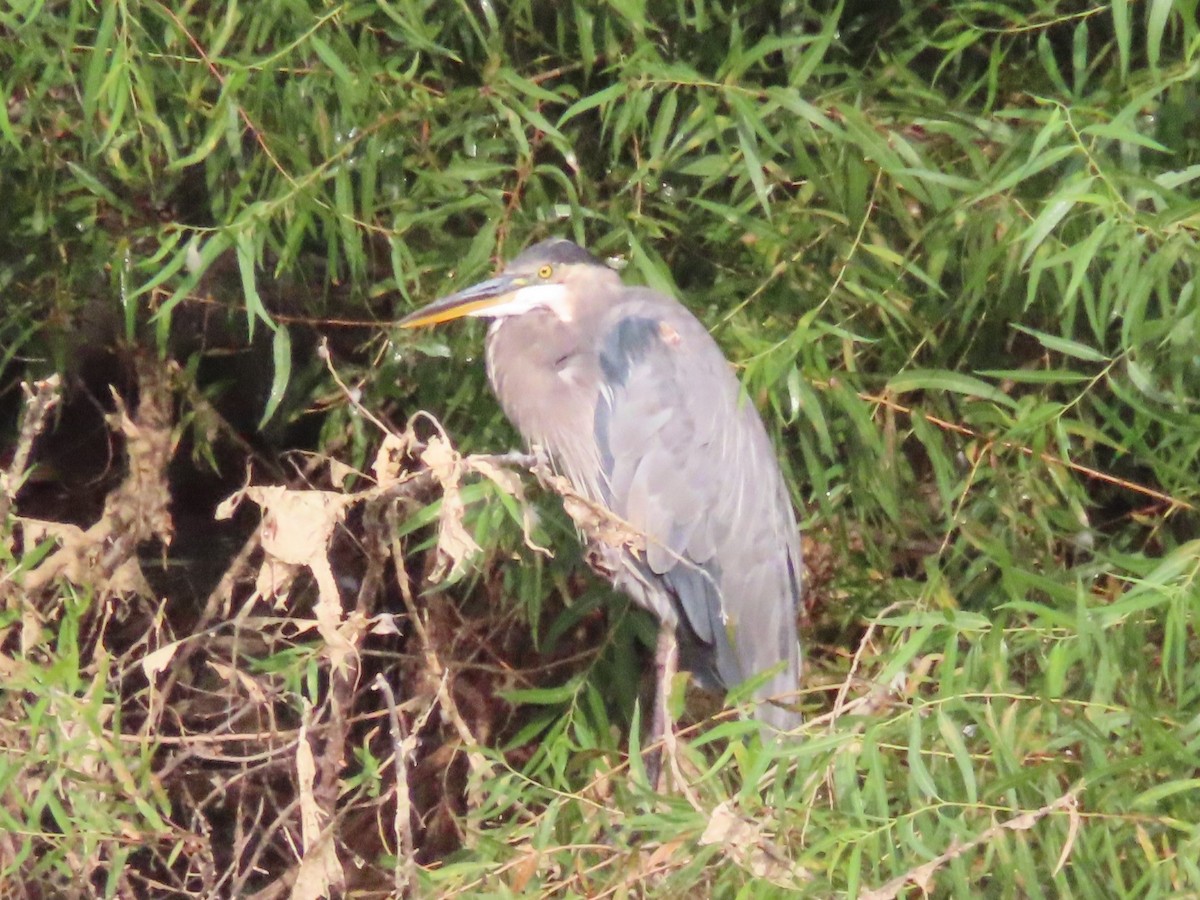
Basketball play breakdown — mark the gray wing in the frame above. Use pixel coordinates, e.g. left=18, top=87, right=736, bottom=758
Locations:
left=593, top=296, right=802, bottom=728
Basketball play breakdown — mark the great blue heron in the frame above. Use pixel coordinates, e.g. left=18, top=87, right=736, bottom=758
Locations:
left=399, top=239, right=802, bottom=768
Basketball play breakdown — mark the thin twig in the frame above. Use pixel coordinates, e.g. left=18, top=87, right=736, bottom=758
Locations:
left=374, top=673, right=415, bottom=897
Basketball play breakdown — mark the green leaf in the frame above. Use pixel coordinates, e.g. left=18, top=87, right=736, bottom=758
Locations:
left=558, top=81, right=626, bottom=125
left=235, top=228, right=270, bottom=338
left=502, top=677, right=584, bottom=706
left=259, top=325, right=292, bottom=427
left=1146, top=0, right=1174, bottom=69
left=1010, top=324, right=1110, bottom=363
left=1111, top=0, right=1131, bottom=79
left=887, top=370, right=1016, bottom=407
left=1020, top=177, right=1095, bottom=265
left=309, top=34, right=356, bottom=94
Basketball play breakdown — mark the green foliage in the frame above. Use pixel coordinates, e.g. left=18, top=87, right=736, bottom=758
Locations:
left=3, top=0, right=1200, bottom=895
left=0, top=586, right=170, bottom=897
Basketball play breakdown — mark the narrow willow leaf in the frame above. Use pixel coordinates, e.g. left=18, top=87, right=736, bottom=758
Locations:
left=1081, top=121, right=1170, bottom=153
left=309, top=34, right=357, bottom=94
left=502, top=677, right=584, bottom=706
left=153, top=232, right=232, bottom=326
left=733, top=106, right=771, bottom=215
left=65, top=161, right=122, bottom=207
left=976, top=369, right=1093, bottom=384
left=1034, top=107, right=1066, bottom=161
left=766, top=87, right=837, bottom=132
left=887, top=369, right=1016, bottom=407
left=626, top=233, right=677, bottom=296
left=676, top=154, right=731, bottom=177
left=789, top=1, right=841, bottom=87
left=1132, top=778, right=1200, bottom=810
left=1058, top=219, right=1114, bottom=314
left=558, top=81, right=626, bottom=125
left=1037, top=32, right=1070, bottom=95
left=1125, top=358, right=1177, bottom=405
left=1072, top=21, right=1090, bottom=95
left=871, top=611, right=992, bottom=630
left=1020, top=177, right=1095, bottom=265
left=235, top=230, right=268, bottom=339
left=1111, top=0, right=1132, bottom=79
left=936, top=708, right=978, bottom=805
left=0, top=91, right=17, bottom=148
left=1146, top=0, right=1173, bottom=69
left=259, top=325, right=292, bottom=427
left=649, top=89, right=677, bottom=163
left=82, top=0, right=119, bottom=122
left=906, top=711, right=940, bottom=800
left=575, top=6, right=595, bottom=77
left=1010, top=324, right=1110, bottom=362
left=1154, top=164, right=1200, bottom=190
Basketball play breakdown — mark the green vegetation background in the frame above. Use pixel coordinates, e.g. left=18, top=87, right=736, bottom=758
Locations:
left=2, top=0, right=1199, bottom=896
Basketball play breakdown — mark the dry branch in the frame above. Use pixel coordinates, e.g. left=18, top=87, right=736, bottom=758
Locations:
left=15, top=356, right=176, bottom=599
left=0, top=373, right=61, bottom=529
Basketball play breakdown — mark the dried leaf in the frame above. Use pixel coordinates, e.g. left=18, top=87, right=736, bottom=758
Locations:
left=103, top=370, right=176, bottom=547
left=248, top=486, right=349, bottom=566
left=1004, top=811, right=1039, bottom=831
left=141, top=641, right=182, bottom=681
left=0, top=652, right=25, bottom=680
left=507, top=847, right=541, bottom=893
left=214, top=488, right=245, bottom=521
left=697, top=801, right=806, bottom=887
left=292, top=707, right=345, bottom=900
left=536, top=466, right=646, bottom=555
left=328, top=458, right=358, bottom=489
left=641, top=839, right=686, bottom=878
left=238, top=486, right=359, bottom=674
left=255, top=556, right=299, bottom=608
left=420, top=435, right=481, bottom=579
left=106, top=556, right=154, bottom=596
left=699, top=800, right=758, bottom=848
left=370, top=613, right=402, bottom=635
left=312, top=555, right=362, bottom=677
left=372, top=429, right=416, bottom=489
left=207, top=660, right=268, bottom=703
left=1054, top=793, right=1081, bottom=875
left=21, top=519, right=89, bottom=582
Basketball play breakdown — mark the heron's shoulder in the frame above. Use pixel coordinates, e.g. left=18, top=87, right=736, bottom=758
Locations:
left=596, top=312, right=664, bottom=388
left=596, top=289, right=725, bottom=384
left=601, top=287, right=713, bottom=340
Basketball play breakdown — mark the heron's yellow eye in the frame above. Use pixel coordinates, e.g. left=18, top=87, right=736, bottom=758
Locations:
left=537, top=264, right=553, bottom=279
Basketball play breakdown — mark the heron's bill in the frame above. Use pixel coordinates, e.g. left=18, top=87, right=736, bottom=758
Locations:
left=398, top=274, right=525, bottom=328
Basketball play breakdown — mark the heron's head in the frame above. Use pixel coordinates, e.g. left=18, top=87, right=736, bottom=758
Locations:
left=398, top=239, right=617, bottom=328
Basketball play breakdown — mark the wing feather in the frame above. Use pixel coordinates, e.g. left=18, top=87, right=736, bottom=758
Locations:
left=592, top=295, right=802, bottom=724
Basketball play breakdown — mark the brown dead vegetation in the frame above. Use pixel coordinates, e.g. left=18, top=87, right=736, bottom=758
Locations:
left=0, top=353, right=626, bottom=898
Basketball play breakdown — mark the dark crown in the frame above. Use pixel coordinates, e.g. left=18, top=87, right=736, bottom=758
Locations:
left=511, top=238, right=606, bottom=270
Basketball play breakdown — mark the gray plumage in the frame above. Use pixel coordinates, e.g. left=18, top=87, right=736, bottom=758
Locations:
left=402, top=238, right=803, bottom=734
